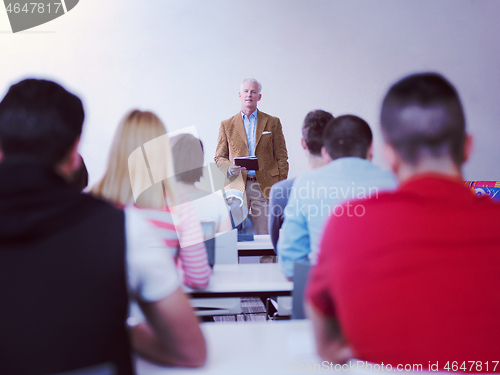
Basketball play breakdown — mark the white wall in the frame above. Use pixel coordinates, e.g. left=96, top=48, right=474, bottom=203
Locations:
left=1, top=0, right=499, bottom=186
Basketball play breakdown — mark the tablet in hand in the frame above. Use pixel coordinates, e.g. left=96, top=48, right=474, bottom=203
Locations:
left=234, top=156, right=259, bottom=171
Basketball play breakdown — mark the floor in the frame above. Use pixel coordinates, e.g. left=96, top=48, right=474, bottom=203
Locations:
left=206, top=256, right=284, bottom=323
left=212, top=297, right=267, bottom=322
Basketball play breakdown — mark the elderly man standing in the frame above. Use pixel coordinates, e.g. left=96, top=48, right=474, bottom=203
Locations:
left=215, top=78, right=289, bottom=234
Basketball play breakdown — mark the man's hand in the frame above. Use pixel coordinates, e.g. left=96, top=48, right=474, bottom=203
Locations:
left=131, top=288, right=207, bottom=368
left=306, top=302, right=353, bottom=364
left=228, top=164, right=246, bottom=177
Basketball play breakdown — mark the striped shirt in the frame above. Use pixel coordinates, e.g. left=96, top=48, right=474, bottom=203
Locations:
left=140, top=201, right=211, bottom=289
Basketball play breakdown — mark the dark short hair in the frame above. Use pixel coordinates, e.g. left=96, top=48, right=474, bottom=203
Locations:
left=381, top=73, right=466, bottom=166
left=0, top=79, right=84, bottom=166
left=171, top=133, right=204, bottom=184
left=323, top=115, right=373, bottom=160
left=71, top=154, right=89, bottom=191
left=302, top=110, right=334, bottom=155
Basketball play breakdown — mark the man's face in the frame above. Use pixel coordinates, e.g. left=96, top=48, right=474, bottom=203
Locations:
left=239, top=81, right=261, bottom=114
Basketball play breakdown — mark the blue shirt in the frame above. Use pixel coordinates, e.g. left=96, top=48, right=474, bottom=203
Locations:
left=277, top=157, right=398, bottom=278
left=241, top=109, right=258, bottom=176
left=268, top=177, right=296, bottom=252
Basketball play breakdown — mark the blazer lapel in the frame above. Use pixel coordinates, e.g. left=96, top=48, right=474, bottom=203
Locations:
left=255, top=110, right=268, bottom=148
left=233, top=114, right=248, bottom=149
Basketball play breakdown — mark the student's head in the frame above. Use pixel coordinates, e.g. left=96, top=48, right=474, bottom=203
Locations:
left=301, top=110, right=335, bottom=156
left=381, top=73, right=469, bottom=170
left=0, top=79, right=84, bottom=171
left=321, top=115, right=373, bottom=162
left=91, top=109, right=175, bottom=209
left=171, top=133, right=205, bottom=184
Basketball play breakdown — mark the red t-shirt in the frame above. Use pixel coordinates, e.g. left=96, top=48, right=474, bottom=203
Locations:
left=307, top=175, right=500, bottom=371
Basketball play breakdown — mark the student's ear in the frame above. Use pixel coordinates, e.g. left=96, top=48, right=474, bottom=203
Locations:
left=257, top=93, right=262, bottom=102
left=381, top=142, right=399, bottom=174
left=301, top=138, right=307, bottom=150
left=366, top=143, right=374, bottom=161
left=59, top=138, right=81, bottom=178
left=463, top=134, right=473, bottom=164
left=321, top=146, right=332, bottom=164
left=68, top=140, right=81, bottom=171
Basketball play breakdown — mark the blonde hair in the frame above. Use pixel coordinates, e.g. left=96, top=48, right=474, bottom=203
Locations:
left=91, top=110, right=176, bottom=209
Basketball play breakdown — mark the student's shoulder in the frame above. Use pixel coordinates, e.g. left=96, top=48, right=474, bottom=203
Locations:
left=292, top=166, right=328, bottom=187
left=271, top=177, right=295, bottom=191
left=269, top=178, right=296, bottom=202
left=365, top=163, right=398, bottom=184
left=345, top=187, right=409, bottom=220
left=81, top=192, right=125, bottom=218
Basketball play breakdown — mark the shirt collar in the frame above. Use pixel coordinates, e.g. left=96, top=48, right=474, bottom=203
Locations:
left=241, top=109, right=258, bottom=121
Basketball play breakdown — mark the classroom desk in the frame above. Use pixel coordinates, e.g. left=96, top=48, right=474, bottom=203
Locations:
left=237, top=235, right=276, bottom=257
left=184, top=263, right=292, bottom=299
left=135, top=320, right=322, bottom=375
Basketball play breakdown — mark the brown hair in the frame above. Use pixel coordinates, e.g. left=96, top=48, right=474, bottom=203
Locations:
left=171, top=133, right=204, bottom=184
left=302, top=110, right=334, bottom=156
left=323, top=115, right=373, bottom=160
left=381, top=73, right=466, bottom=166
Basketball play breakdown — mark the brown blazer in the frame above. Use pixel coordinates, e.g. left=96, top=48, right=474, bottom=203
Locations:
left=214, top=110, right=289, bottom=201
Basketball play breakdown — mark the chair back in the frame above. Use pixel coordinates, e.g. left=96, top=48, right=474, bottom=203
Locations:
left=292, top=261, right=311, bottom=320
left=200, top=221, right=216, bottom=268
left=214, top=228, right=238, bottom=264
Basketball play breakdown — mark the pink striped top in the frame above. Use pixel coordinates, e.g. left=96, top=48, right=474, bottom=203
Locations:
left=141, top=202, right=211, bottom=289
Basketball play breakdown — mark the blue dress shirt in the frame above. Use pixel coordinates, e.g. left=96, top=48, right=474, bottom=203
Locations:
left=241, top=109, right=258, bottom=176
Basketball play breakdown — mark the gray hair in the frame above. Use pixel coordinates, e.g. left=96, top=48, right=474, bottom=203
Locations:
left=240, top=78, right=262, bottom=94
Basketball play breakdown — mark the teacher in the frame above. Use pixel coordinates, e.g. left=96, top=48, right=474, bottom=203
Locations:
left=215, top=78, right=289, bottom=234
